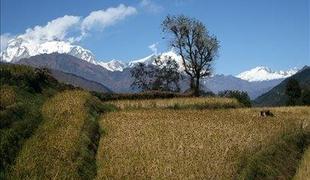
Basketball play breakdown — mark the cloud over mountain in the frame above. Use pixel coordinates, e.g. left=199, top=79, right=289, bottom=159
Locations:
left=0, top=4, right=137, bottom=50
left=21, top=15, right=81, bottom=43
left=81, top=4, right=137, bottom=37
left=0, top=33, right=14, bottom=51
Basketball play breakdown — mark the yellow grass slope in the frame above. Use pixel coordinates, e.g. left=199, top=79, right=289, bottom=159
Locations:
left=96, top=107, right=310, bottom=179
left=9, top=90, right=99, bottom=179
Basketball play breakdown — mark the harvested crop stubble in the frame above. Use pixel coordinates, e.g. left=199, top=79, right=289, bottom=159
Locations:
left=108, top=97, right=242, bottom=110
left=96, top=107, right=310, bottom=179
left=10, top=90, right=96, bottom=179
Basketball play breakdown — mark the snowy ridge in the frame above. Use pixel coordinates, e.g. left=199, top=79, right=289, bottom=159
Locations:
left=236, top=66, right=298, bottom=82
left=0, top=37, right=96, bottom=63
left=97, top=60, right=127, bottom=72
left=0, top=37, right=300, bottom=79
left=98, top=50, right=184, bottom=72
left=0, top=36, right=184, bottom=72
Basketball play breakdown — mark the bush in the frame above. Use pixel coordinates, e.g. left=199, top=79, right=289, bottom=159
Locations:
left=218, top=90, right=251, bottom=107
left=237, top=131, right=310, bottom=179
left=285, top=78, right=302, bottom=106
left=301, top=89, right=310, bottom=105
left=92, top=90, right=189, bottom=101
left=0, top=86, right=16, bottom=110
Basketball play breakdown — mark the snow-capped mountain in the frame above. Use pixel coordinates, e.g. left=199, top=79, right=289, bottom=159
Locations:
left=0, top=36, right=184, bottom=72
left=0, top=36, right=300, bottom=84
left=128, top=54, right=157, bottom=67
left=97, top=50, right=184, bottom=72
left=0, top=37, right=96, bottom=63
left=236, top=66, right=298, bottom=82
left=97, top=60, right=127, bottom=72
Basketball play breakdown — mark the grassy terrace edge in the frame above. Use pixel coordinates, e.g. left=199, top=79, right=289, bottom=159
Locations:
left=7, top=90, right=106, bottom=179
left=237, top=129, right=310, bottom=179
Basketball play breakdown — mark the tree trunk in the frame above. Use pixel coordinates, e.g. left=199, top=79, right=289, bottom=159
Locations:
left=190, top=77, right=195, bottom=90
left=194, top=76, right=200, bottom=97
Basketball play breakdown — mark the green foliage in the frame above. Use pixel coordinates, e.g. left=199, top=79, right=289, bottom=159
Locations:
left=237, top=131, right=310, bottom=179
left=130, top=63, right=151, bottom=91
left=130, top=57, right=181, bottom=92
left=151, top=57, right=181, bottom=92
left=0, top=63, right=72, bottom=94
left=92, top=90, right=188, bottom=101
left=0, top=90, right=44, bottom=178
left=301, top=89, right=310, bottom=105
left=0, top=63, right=74, bottom=178
left=218, top=90, right=251, bottom=107
left=286, top=78, right=302, bottom=106
left=0, top=85, right=16, bottom=110
left=254, top=67, right=310, bottom=107
left=7, top=91, right=112, bottom=180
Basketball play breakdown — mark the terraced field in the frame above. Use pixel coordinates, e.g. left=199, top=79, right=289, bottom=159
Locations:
left=1, top=64, right=309, bottom=179
left=96, top=107, right=310, bottom=179
left=9, top=90, right=103, bottom=179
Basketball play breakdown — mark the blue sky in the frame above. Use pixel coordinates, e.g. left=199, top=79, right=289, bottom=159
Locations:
left=1, top=0, right=309, bottom=75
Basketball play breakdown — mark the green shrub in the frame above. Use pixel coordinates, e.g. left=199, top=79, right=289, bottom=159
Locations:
left=0, top=103, right=25, bottom=129
left=218, top=90, right=251, bottom=107
left=301, top=89, right=310, bottom=105
left=237, top=131, right=310, bottom=179
left=0, top=86, right=16, bottom=110
left=92, top=90, right=190, bottom=102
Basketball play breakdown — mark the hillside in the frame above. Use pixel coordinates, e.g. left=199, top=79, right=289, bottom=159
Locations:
left=49, top=69, right=112, bottom=93
left=17, top=53, right=285, bottom=98
left=254, top=66, right=310, bottom=106
left=0, top=63, right=106, bottom=179
left=0, top=63, right=66, bottom=177
left=1, top=64, right=309, bottom=179
left=203, top=74, right=282, bottom=99
left=17, top=53, right=133, bottom=92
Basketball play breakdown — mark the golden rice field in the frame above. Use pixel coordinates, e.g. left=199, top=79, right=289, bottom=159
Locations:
left=96, top=106, right=310, bottom=179
left=108, top=97, right=242, bottom=110
left=9, top=90, right=97, bottom=179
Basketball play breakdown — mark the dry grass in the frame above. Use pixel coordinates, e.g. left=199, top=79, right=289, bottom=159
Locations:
left=9, top=90, right=94, bottom=179
left=294, top=147, right=310, bottom=180
left=108, top=97, right=242, bottom=110
left=96, top=106, right=310, bottom=179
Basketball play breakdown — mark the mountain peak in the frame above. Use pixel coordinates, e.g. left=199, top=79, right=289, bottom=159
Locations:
left=0, top=37, right=96, bottom=64
left=236, top=66, right=298, bottom=82
left=97, top=59, right=127, bottom=72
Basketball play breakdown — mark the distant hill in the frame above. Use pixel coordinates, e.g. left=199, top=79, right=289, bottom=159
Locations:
left=254, top=66, right=310, bottom=106
left=17, top=53, right=132, bottom=92
left=203, top=74, right=282, bottom=99
left=17, top=53, right=285, bottom=98
left=49, top=69, right=112, bottom=93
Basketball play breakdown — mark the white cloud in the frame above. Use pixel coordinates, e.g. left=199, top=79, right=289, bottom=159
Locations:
left=148, top=42, right=158, bottom=54
left=1, top=4, right=137, bottom=53
left=81, top=4, right=137, bottom=36
left=140, top=0, right=163, bottom=13
left=20, top=15, right=81, bottom=43
left=0, top=33, right=14, bottom=51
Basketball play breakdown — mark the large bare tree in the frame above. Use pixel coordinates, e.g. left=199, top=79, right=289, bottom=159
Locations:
left=162, top=15, right=219, bottom=96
